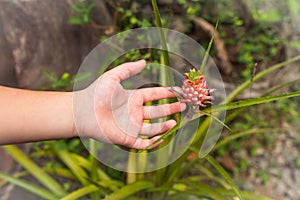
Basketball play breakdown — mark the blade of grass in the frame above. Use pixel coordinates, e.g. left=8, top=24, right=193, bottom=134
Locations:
left=44, top=167, right=76, bottom=179
left=68, top=153, right=111, bottom=181
left=197, top=110, right=231, bottom=132
left=212, top=128, right=285, bottom=151
left=55, top=149, right=89, bottom=185
left=173, top=181, right=227, bottom=200
left=0, top=167, right=75, bottom=188
left=205, top=155, right=244, bottom=200
left=3, top=145, right=66, bottom=197
left=225, top=54, right=300, bottom=103
left=103, top=181, right=154, bottom=200
left=0, top=171, right=59, bottom=200
left=215, top=188, right=273, bottom=200
left=263, top=77, right=300, bottom=96
left=225, top=77, right=300, bottom=124
left=151, top=0, right=171, bottom=67
left=206, top=91, right=300, bottom=114
left=194, top=165, right=230, bottom=189
left=200, top=18, right=219, bottom=73
left=89, top=139, right=101, bottom=200
left=61, top=185, right=99, bottom=200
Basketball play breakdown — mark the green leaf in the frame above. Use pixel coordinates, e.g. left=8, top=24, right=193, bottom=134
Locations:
left=0, top=172, right=59, bottom=200
left=68, top=153, right=111, bottom=181
left=104, top=181, right=154, bottom=200
left=3, top=145, right=66, bottom=197
left=225, top=54, right=300, bottom=103
left=196, top=110, right=232, bottom=132
left=61, top=185, right=99, bottom=200
left=225, top=77, right=300, bottom=124
left=146, top=91, right=300, bottom=149
left=207, top=91, right=300, bottom=113
left=170, top=181, right=227, bottom=200
left=68, top=16, right=83, bottom=25
left=215, top=188, right=272, bottom=200
left=212, top=128, right=284, bottom=151
left=151, top=0, right=174, bottom=85
left=205, top=155, right=244, bottom=200
left=55, top=149, right=89, bottom=185
left=200, top=18, right=219, bottom=73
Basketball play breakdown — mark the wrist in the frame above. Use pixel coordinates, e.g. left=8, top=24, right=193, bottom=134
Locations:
left=69, top=91, right=78, bottom=138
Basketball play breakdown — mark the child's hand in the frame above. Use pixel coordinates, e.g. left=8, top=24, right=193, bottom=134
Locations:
left=74, top=60, right=186, bottom=149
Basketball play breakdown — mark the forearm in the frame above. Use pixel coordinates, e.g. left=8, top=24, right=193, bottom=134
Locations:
left=0, top=86, right=76, bottom=145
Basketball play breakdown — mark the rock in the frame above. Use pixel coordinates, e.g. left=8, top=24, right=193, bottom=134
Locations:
left=0, top=0, right=113, bottom=89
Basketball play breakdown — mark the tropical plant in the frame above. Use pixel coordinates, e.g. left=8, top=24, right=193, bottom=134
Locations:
left=1, top=1, right=299, bottom=200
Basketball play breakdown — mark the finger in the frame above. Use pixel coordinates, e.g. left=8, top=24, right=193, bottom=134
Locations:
left=140, top=119, right=177, bottom=136
left=143, top=102, right=186, bottom=119
left=106, top=60, right=146, bottom=82
left=138, top=87, right=178, bottom=102
left=123, top=135, right=163, bottom=150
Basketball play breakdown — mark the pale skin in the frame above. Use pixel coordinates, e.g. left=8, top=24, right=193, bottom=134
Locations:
left=0, top=60, right=186, bottom=149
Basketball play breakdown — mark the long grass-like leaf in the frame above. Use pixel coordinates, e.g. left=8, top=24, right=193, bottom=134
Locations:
left=225, top=54, right=300, bottom=103
left=263, top=77, right=300, bottom=96
left=69, top=153, right=111, bottom=181
left=213, top=128, right=284, bottom=151
left=55, top=149, right=88, bottom=185
left=3, top=145, right=66, bottom=197
left=206, top=91, right=300, bottom=114
left=147, top=91, right=300, bottom=149
left=44, top=167, right=76, bottom=180
left=89, top=139, right=101, bottom=200
left=0, top=171, right=59, bottom=200
left=0, top=167, right=75, bottom=188
left=215, top=188, right=272, bottom=200
left=194, top=166, right=230, bottom=189
left=200, top=18, right=219, bottom=73
left=104, top=181, right=154, bottom=200
left=225, top=77, right=300, bottom=124
left=171, top=181, right=227, bottom=200
left=61, top=180, right=123, bottom=200
left=61, top=185, right=99, bottom=200
left=151, top=0, right=171, bottom=67
left=196, top=110, right=231, bottom=132
left=205, top=155, right=244, bottom=200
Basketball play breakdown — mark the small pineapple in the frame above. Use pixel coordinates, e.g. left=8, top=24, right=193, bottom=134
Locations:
left=171, top=69, right=215, bottom=108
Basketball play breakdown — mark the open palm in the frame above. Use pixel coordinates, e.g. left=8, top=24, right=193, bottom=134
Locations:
left=74, top=60, right=185, bottom=149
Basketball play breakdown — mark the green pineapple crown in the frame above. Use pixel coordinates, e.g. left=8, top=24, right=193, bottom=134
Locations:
left=185, top=69, right=203, bottom=83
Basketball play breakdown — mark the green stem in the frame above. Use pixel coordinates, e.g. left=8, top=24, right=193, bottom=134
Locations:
left=152, top=0, right=171, bottom=67
left=89, top=139, right=100, bottom=200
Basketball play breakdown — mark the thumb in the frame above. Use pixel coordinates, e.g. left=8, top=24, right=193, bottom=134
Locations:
left=108, top=60, right=146, bottom=82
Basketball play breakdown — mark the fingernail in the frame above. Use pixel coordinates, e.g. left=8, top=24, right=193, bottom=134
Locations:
left=135, top=59, right=146, bottom=64
left=169, top=119, right=177, bottom=128
left=180, top=103, right=187, bottom=111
